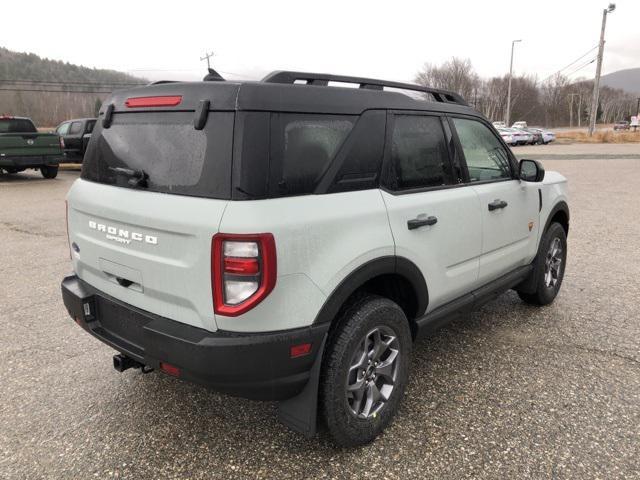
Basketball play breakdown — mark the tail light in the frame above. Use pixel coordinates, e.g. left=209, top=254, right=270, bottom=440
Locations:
left=212, top=233, right=276, bottom=316
left=59, top=136, right=65, bottom=149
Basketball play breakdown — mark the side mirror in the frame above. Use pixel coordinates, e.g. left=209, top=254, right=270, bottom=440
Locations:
left=519, top=159, right=545, bottom=182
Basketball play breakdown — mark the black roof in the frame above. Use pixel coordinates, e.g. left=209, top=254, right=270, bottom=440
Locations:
left=104, top=70, right=479, bottom=117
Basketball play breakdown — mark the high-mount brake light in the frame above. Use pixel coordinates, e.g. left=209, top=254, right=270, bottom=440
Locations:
left=212, top=233, right=276, bottom=316
left=124, top=95, right=182, bottom=108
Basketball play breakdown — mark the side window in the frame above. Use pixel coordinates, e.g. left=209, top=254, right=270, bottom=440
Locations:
left=452, top=118, right=512, bottom=182
left=57, top=122, right=70, bottom=135
left=85, top=120, right=96, bottom=133
left=69, top=121, right=83, bottom=135
left=270, top=114, right=355, bottom=196
left=389, top=115, right=452, bottom=190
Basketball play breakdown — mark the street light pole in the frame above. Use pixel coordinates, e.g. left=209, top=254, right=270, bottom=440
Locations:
left=505, top=39, right=522, bottom=127
left=588, top=4, right=616, bottom=136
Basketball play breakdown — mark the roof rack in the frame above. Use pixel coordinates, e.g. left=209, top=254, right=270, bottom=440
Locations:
left=262, top=71, right=468, bottom=106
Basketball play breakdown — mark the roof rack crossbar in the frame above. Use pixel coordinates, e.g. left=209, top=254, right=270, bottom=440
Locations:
left=261, top=71, right=468, bottom=106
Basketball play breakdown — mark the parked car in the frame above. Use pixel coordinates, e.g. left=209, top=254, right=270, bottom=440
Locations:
left=498, top=128, right=515, bottom=145
left=492, top=121, right=506, bottom=129
left=529, top=127, right=556, bottom=144
left=613, top=120, right=630, bottom=131
left=56, top=117, right=97, bottom=161
left=61, top=70, right=570, bottom=447
left=514, top=127, right=543, bottom=145
left=502, top=127, right=529, bottom=145
left=512, top=121, right=528, bottom=129
left=0, top=115, right=64, bottom=178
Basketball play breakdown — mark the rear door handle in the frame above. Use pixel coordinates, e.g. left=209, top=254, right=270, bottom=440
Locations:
left=488, top=199, right=508, bottom=211
left=407, top=215, right=438, bottom=230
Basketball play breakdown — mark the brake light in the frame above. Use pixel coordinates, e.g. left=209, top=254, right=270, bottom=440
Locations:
left=59, top=136, right=65, bottom=149
left=125, top=96, right=182, bottom=108
left=212, top=233, right=276, bottom=316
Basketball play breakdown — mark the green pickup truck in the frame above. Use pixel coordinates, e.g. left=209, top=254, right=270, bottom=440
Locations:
left=0, top=116, right=65, bottom=179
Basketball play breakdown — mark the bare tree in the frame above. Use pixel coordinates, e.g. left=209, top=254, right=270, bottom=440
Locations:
left=415, top=57, right=480, bottom=101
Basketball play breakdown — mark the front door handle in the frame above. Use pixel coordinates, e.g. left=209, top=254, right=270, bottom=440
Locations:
left=488, top=199, right=508, bottom=211
left=407, top=215, right=438, bottom=230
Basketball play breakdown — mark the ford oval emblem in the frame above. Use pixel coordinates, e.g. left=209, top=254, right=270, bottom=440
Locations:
left=26, top=139, right=34, bottom=145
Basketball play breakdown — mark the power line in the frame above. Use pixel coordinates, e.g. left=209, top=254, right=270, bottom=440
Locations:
left=0, top=87, right=112, bottom=94
left=564, top=58, right=596, bottom=78
left=540, top=45, right=598, bottom=83
left=0, top=78, right=143, bottom=86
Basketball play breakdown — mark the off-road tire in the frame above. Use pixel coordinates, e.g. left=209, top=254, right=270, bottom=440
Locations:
left=40, top=165, right=59, bottom=179
left=320, top=295, right=412, bottom=447
left=518, top=222, right=567, bottom=305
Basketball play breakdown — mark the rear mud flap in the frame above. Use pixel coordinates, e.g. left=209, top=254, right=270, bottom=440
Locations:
left=277, top=334, right=327, bottom=438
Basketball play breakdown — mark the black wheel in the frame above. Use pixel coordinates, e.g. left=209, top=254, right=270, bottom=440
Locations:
left=40, top=165, right=59, bottom=179
left=320, top=295, right=412, bottom=447
left=518, top=222, right=567, bottom=305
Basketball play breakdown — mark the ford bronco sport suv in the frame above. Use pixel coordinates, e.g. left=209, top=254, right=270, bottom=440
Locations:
left=61, top=70, right=569, bottom=447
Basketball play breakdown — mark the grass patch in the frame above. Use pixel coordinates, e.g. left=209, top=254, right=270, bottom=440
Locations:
left=557, top=130, right=640, bottom=143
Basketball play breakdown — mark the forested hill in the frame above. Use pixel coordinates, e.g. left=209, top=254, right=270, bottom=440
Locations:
left=0, top=47, right=146, bottom=126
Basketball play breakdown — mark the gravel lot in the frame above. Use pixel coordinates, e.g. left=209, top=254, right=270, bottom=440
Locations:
left=1, top=148, right=639, bottom=479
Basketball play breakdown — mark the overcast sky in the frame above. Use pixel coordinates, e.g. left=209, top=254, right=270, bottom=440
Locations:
left=3, top=0, right=640, bottom=84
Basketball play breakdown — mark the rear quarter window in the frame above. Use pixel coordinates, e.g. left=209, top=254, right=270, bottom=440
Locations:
left=269, top=114, right=356, bottom=197
left=234, top=112, right=384, bottom=199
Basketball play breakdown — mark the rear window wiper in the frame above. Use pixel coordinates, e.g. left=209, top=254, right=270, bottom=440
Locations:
left=108, top=167, right=149, bottom=188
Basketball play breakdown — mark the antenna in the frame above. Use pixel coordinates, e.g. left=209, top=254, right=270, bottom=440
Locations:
left=200, top=51, right=214, bottom=70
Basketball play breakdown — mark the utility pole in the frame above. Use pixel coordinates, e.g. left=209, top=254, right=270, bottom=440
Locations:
left=588, top=4, right=616, bottom=136
left=200, top=51, right=214, bottom=70
left=505, top=39, right=522, bottom=127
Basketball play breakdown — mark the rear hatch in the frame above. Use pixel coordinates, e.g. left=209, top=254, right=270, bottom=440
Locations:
left=0, top=118, right=61, bottom=156
left=67, top=83, right=239, bottom=332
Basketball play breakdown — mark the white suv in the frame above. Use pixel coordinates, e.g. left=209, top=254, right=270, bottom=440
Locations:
left=62, top=71, right=569, bottom=447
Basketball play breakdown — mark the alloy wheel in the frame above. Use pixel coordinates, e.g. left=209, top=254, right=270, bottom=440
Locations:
left=544, top=237, right=563, bottom=288
left=345, top=326, right=400, bottom=419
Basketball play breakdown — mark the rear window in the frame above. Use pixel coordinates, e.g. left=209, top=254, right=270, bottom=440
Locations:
left=0, top=118, right=37, bottom=133
left=82, top=111, right=233, bottom=199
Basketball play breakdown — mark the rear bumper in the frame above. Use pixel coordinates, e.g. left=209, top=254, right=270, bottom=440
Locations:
left=61, top=275, right=328, bottom=400
left=0, top=154, right=63, bottom=168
